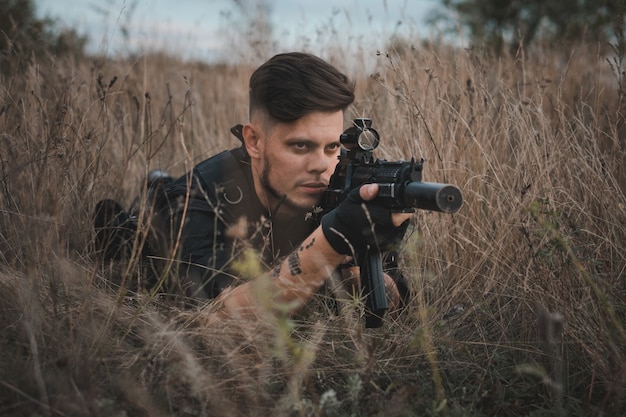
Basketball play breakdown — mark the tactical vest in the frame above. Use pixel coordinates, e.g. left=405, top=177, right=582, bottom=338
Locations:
left=188, top=145, right=317, bottom=268
left=193, top=146, right=261, bottom=227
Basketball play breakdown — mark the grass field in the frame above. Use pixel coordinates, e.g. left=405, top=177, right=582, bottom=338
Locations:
left=0, top=29, right=625, bottom=416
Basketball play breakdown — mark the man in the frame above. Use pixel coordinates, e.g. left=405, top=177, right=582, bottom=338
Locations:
left=96, top=52, right=413, bottom=320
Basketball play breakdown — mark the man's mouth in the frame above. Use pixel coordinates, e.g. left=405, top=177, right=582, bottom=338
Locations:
left=300, top=182, right=328, bottom=193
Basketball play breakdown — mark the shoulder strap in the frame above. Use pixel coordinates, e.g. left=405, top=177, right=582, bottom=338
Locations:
left=193, top=147, right=260, bottom=226
left=230, top=124, right=245, bottom=145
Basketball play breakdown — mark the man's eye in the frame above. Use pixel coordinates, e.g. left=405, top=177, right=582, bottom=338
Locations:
left=293, top=143, right=308, bottom=150
left=327, top=143, right=340, bottom=151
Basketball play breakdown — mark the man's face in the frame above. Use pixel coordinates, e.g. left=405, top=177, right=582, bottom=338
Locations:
left=245, top=110, right=344, bottom=214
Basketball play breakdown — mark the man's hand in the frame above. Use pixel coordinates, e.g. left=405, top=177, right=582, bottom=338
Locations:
left=321, top=183, right=413, bottom=258
left=359, top=183, right=414, bottom=227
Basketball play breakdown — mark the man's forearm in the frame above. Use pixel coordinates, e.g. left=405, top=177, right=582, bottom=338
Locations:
left=213, top=184, right=414, bottom=320
left=215, top=226, right=345, bottom=319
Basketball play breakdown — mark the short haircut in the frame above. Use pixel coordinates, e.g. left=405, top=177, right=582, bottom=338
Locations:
left=249, top=52, right=355, bottom=123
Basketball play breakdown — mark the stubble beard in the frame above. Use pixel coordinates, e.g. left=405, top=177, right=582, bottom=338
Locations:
left=260, top=159, right=316, bottom=216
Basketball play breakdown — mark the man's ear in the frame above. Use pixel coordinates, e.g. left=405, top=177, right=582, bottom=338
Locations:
left=242, top=123, right=261, bottom=159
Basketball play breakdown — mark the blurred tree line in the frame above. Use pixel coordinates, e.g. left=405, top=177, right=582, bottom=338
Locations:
left=1, top=0, right=625, bottom=73
left=0, top=0, right=87, bottom=74
left=436, top=0, right=626, bottom=53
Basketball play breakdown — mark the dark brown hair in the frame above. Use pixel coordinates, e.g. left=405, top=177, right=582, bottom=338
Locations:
left=249, top=52, right=355, bottom=123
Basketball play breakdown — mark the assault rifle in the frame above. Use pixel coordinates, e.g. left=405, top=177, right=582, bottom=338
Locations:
left=322, top=118, right=462, bottom=328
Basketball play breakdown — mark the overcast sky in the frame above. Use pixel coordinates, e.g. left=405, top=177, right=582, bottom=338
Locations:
left=34, top=0, right=446, bottom=62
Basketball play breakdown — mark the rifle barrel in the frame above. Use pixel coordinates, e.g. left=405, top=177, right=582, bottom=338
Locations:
left=403, top=182, right=463, bottom=213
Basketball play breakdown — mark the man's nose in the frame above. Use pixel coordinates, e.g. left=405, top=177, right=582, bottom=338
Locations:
left=308, top=151, right=330, bottom=173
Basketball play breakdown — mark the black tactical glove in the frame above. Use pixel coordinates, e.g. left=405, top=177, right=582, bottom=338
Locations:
left=321, top=185, right=410, bottom=258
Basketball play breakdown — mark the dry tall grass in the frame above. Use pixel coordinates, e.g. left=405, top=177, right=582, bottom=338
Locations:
left=1, top=38, right=625, bottom=416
